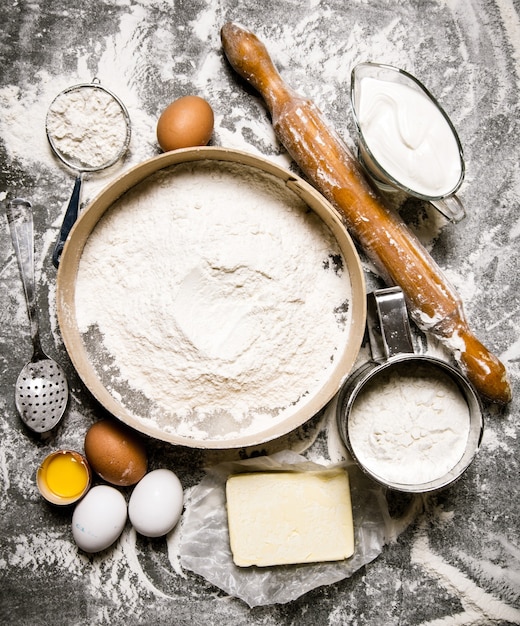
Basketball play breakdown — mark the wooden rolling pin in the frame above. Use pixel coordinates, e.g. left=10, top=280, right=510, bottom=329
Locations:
left=221, top=22, right=511, bottom=405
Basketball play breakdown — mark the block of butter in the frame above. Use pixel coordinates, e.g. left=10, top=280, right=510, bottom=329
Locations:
left=225, top=468, right=354, bottom=567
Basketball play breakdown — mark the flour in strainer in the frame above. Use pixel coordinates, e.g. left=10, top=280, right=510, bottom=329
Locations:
left=75, top=160, right=354, bottom=440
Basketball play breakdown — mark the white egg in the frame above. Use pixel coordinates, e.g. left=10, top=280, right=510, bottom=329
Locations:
left=128, top=469, right=184, bottom=537
left=72, top=485, right=127, bottom=553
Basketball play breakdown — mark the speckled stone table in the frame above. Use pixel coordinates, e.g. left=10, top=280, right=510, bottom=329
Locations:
left=1, top=1, right=519, bottom=624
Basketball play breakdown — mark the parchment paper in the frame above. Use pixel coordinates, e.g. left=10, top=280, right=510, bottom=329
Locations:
left=179, top=450, right=396, bottom=607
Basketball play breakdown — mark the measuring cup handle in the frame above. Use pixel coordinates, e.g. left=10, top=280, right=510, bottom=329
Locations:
left=430, top=194, right=466, bottom=223
left=367, top=287, right=415, bottom=360
left=52, top=174, right=83, bottom=268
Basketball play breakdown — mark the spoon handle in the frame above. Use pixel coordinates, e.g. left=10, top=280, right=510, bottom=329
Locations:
left=6, top=199, right=43, bottom=359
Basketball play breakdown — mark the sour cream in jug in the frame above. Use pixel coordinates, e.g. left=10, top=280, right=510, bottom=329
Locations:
left=355, top=74, right=463, bottom=198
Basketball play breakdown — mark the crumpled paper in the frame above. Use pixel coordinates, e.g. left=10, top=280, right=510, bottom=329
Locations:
left=178, top=450, right=396, bottom=607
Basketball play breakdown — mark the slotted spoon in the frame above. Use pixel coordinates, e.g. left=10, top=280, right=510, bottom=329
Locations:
left=7, top=198, right=69, bottom=433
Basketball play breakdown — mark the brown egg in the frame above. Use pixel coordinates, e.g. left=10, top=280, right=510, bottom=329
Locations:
left=84, top=419, right=147, bottom=487
left=156, top=95, right=214, bottom=152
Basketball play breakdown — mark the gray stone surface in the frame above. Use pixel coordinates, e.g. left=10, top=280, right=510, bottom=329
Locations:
left=1, top=1, right=519, bottom=624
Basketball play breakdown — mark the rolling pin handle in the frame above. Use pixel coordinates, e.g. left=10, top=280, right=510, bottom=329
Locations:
left=221, top=23, right=294, bottom=114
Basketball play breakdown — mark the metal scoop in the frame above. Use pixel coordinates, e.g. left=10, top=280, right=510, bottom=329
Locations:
left=46, top=78, right=131, bottom=267
left=7, top=198, right=69, bottom=433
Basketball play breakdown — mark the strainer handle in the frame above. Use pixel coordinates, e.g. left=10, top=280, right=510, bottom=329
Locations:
left=52, top=173, right=82, bottom=268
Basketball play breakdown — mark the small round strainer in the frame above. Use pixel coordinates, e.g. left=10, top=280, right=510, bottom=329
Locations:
left=46, top=78, right=131, bottom=267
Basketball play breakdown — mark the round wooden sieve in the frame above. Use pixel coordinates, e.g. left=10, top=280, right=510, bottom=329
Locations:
left=56, top=147, right=366, bottom=449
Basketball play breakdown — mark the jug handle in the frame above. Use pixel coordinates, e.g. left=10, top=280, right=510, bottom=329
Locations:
left=430, top=194, right=466, bottom=223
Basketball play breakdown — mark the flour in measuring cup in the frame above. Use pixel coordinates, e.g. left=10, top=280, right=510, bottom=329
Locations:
left=347, top=363, right=471, bottom=485
left=74, top=160, right=353, bottom=440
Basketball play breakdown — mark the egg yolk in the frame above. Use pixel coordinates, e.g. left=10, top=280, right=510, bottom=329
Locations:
left=41, top=452, right=90, bottom=499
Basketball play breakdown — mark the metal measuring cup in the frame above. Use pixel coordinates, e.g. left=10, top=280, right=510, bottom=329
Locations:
left=336, top=287, right=483, bottom=493
left=46, top=78, right=131, bottom=267
left=350, top=62, right=466, bottom=223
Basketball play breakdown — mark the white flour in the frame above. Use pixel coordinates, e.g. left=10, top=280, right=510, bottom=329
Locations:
left=75, top=160, right=353, bottom=440
left=46, top=84, right=129, bottom=169
left=348, top=362, right=471, bottom=485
